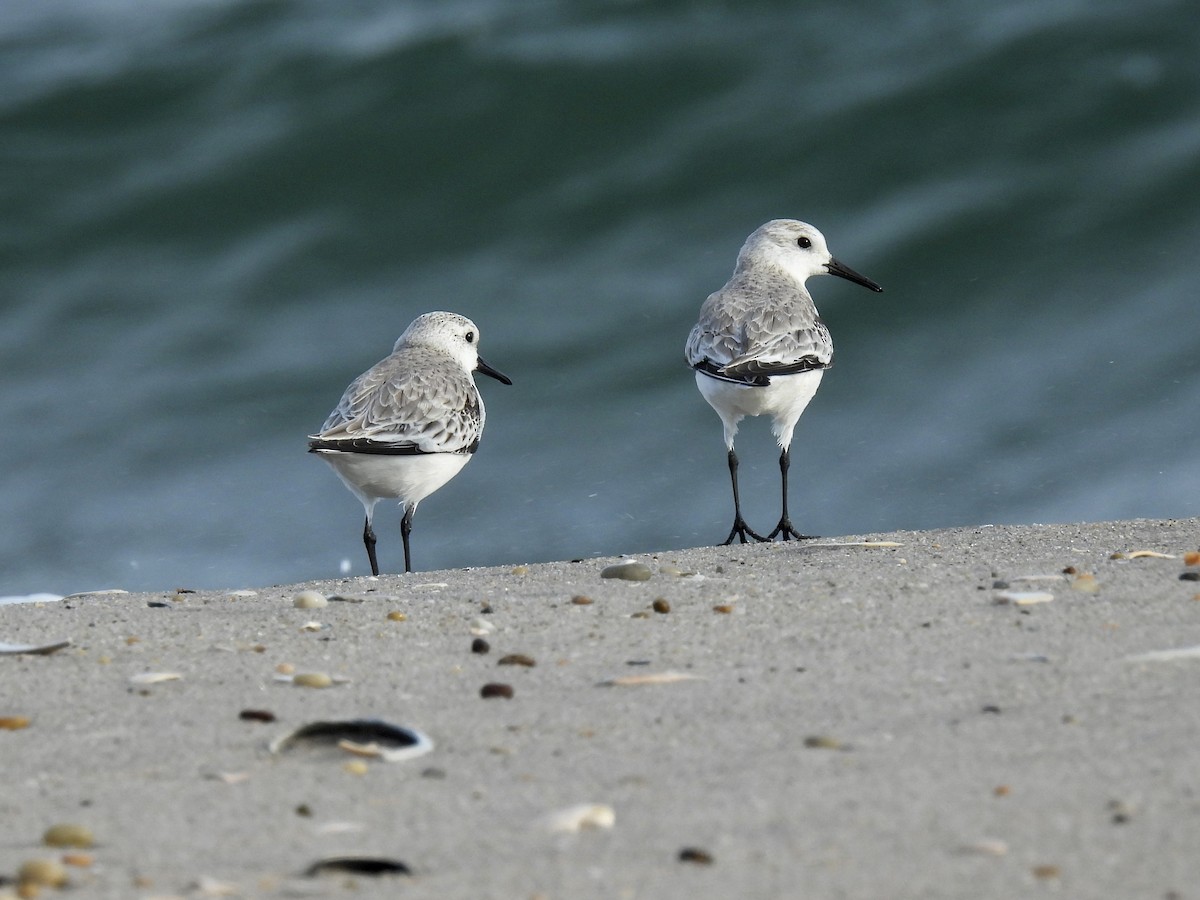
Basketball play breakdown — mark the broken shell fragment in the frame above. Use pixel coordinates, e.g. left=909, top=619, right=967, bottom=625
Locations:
left=293, top=591, right=328, bottom=609
left=269, top=719, right=433, bottom=763
left=600, top=671, right=702, bottom=687
left=1110, top=549, right=1175, bottom=559
left=469, top=617, right=496, bottom=636
left=304, top=857, right=412, bottom=877
left=291, top=672, right=334, bottom=689
left=0, top=638, right=72, bottom=656
left=540, top=803, right=616, bottom=833
left=128, top=671, right=182, bottom=685
left=992, top=591, right=1054, bottom=606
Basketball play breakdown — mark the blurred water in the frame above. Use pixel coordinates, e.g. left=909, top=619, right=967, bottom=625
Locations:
left=1, top=0, right=1198, bottom=594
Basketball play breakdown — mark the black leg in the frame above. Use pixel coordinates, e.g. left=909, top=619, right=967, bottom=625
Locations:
left=400, top=506, right=415, bottom=574
left=766, top=447, right=816, bottom=541
left=722, top=448, right=768, bottom=545
left=362, top=516, right=380, bottom=576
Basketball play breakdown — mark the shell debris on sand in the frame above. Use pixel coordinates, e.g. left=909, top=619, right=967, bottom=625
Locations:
left=42, top=823, right=94, bottom=849
left=293, top=590, right=328, bottom=609
left=992, top=591, right=1054, bottom=606
left=0, top=638, right=72, bottom=656
left=600, top=671, right=703, bottom=687
left=270, top=719, right=433, bottom=763
left=1124, top=645, right=1200, bottom=663
left=128, top=671, right=182, bottom=685
left=601, top=561, right=653, bottom=581
left=539, top=803, right=616, bottom=833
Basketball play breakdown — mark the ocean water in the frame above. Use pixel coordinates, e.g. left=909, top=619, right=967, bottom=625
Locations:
left=2, top=0, right=1198, bottom=595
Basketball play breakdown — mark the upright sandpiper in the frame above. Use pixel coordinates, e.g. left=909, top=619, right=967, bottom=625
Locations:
left=685, top=219, right=882, bottom=544
left=308, top=311, right=511, bottom=574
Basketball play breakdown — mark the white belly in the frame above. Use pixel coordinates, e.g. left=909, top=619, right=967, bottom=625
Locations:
left=695, top=369, right=824, bottom=448
left=315, top=450, right=471, bottom=509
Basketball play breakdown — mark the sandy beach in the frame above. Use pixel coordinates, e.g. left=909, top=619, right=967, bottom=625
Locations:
left=2, top=517, right=1199, bottom=899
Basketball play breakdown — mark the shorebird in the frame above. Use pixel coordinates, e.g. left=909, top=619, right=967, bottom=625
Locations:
left=685, top=219, right=882, bottom=544
left=308, top=311, right=511, bottom=574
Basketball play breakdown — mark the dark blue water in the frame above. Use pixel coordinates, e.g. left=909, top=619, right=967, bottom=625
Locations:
left=2, top=0, right=1198, bottom=594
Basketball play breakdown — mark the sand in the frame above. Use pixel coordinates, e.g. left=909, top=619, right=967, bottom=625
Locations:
left=2, top=518, right=1199, bottom=899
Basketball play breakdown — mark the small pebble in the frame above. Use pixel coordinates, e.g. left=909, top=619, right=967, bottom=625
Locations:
left=469, top=617, right=496, bottom=636
left=712, top=604, right=734, bottom=614
left=238, top=709, right=276, bottom=723
left=498, top=653, right=536, bottom=667
left=1185, top=551, right=1200, bottom=566
left=293, top=590, right=328, bottom=609
left=803, top=735, right=843, bottom=750
left=651, top=598, right=671, bottom=614
left=993, top=785, right=1011, bottom=797
left=61, top=853, right=94, bottom=868
left=275, top=662, right=295, bottom=675
left=17, top=858, right=68, bottom=888
left=1070, top=574, right=1100, bottom=593
left=0, top=715, right=31, bottom=730
left=601, top=562, right=653, bottom=581
left=343, top=760, right=370, bottom=776
left=678, top=847, right=714, bottom=865
left=386, top=611, right=407, bottom=622
left=293, top=672, right=333, bottom=689
left=42, top=824, right=94, bottom=849
left=510, top=565, right=529, bottom=575
left=1180, top=572, right=1200, bottom=582
left=471, top=638, right=491, bottom=654
left=571, top=595, right=594, bottom=605
left=480, top=682, right=514, bottom=699
left=1031, top=864, right=1061, bottom=880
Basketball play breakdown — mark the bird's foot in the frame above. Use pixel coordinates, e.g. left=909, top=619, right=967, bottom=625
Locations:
left=766, top=518, right=817, bottom=541
left=721, top=518, right=770, bottom=545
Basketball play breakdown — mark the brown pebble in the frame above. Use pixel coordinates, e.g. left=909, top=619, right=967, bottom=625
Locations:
left=571, top=595, right=594, bottom=605
left=678, top=847, right=714, bottom=865
left=1032, top=864, right=1060, bottom=880
left=0, top=715, right=31, bottom=730
left=42, top=824, right=93, bottom=849
left=652, top=598, right=671, bottom=614
left=471, top=638, right=491, bottom=654
left=1184, top=551, right=1200, bottom=566
left=498, top=653, right=536, bottom=667
left=712, top=604, right=734, bottom=614
left=481, top=682, right=514, bottom=699
left=238, top=709, right=277, bottom=723
left=993, top=785, right=1011, bottom=797
left=1061, top=565, right=1077, bottom=574
left=1180, top=572, right=1200, bottom=582
left=60, top=853, right=94, bottom=868
left=386, top=611, right=407, bottom=622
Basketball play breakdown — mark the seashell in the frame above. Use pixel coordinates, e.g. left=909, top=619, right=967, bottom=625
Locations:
left=992, top=591, right=1053, bottom=606
left=1125, top=645, right=1200, bottom=663
left=601, top=561, right=653, bottom=581
left=304, top=857, right=411, bottom=877
left=0, top=638, right=72, bottom=656
left=1110, top=549, right=1175, bottom=559
left=469, top=617, right=496, bottom=636
left=293, top=591, right=328, bottom=609
left=299, top=621, right=325, bottom=632
left=42, top=823, right=94, bottom=848
left=210, top=772, right=250, bottom=784
left=128, top=671, right=182, bottom=685
left=601, top=671, right=702, bottom=687
left=60, top=589, right=128, bottom=600
left=957, top=838, right=1009, bottom=856
left=291, top=672, right=333, bottom=688
left=269, top=719, right=433, bottom=763
left=540, top=803, right=616, bottom=833
left=0, top=592, right=63, bottom=605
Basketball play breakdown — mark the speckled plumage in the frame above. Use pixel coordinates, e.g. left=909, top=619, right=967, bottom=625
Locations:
left=685, top=219, right=882, bottom=544
left=308, top=311, right=511, bottom=574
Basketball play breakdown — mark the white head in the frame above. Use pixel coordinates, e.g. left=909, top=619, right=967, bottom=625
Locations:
left=738, top=219, right=882, bottom=292
left=395, top=312, right=512, bottom=383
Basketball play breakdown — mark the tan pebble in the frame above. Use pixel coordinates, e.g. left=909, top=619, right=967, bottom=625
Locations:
left=42, top=824, right=93, bottom=849
left=343, top=760, right=370, bottom=776
left=803, top=735, right=843, bottom=750
left=601, top=562, right=653, bottom=581
left=1185, top=551, right=1200, bottom=566
left=0, top=715, right=31, bottom=730
left=17, top=883, right=42, bottom=899
left=386, top=611, right=407, bottom=622
left=293, top=590, right=328, bottom=609
left=124, top=635, right=141, bottom=645
left=510, top=565, right=529, bottom=575
left=293, top=672, right=333, bottom=689
left=571, top=595, right=594, bottom=605
left=651, top=598, right=671, bottom=614
left=60, top=853, right=93, bottom=868
left=1031, top=864, right=1060, bottom=880
left=275, top=662, right=295, bottom=675
left=712, top=604, right=734, bottom=614
left=993, top=785, right=1011, bottom=797
left=17, top=859, right=67, bottom=888
left=498, top=653, right=536, bottom=667
left=630, top=610, right=651, bottom=619
left=96, top=656, right=112, bottom=665
left=1070, top=574, right=1100, bottom=594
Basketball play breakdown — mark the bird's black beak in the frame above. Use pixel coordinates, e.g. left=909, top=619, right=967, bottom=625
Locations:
left=476, top=356, right=513, bottom=385
left=826, top=258, right=883, bottom=293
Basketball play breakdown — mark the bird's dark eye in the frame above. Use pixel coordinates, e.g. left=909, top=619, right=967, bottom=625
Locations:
left=796, top=236, right=812, bottom=249
left=465, top=331, right=476, bottom=343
